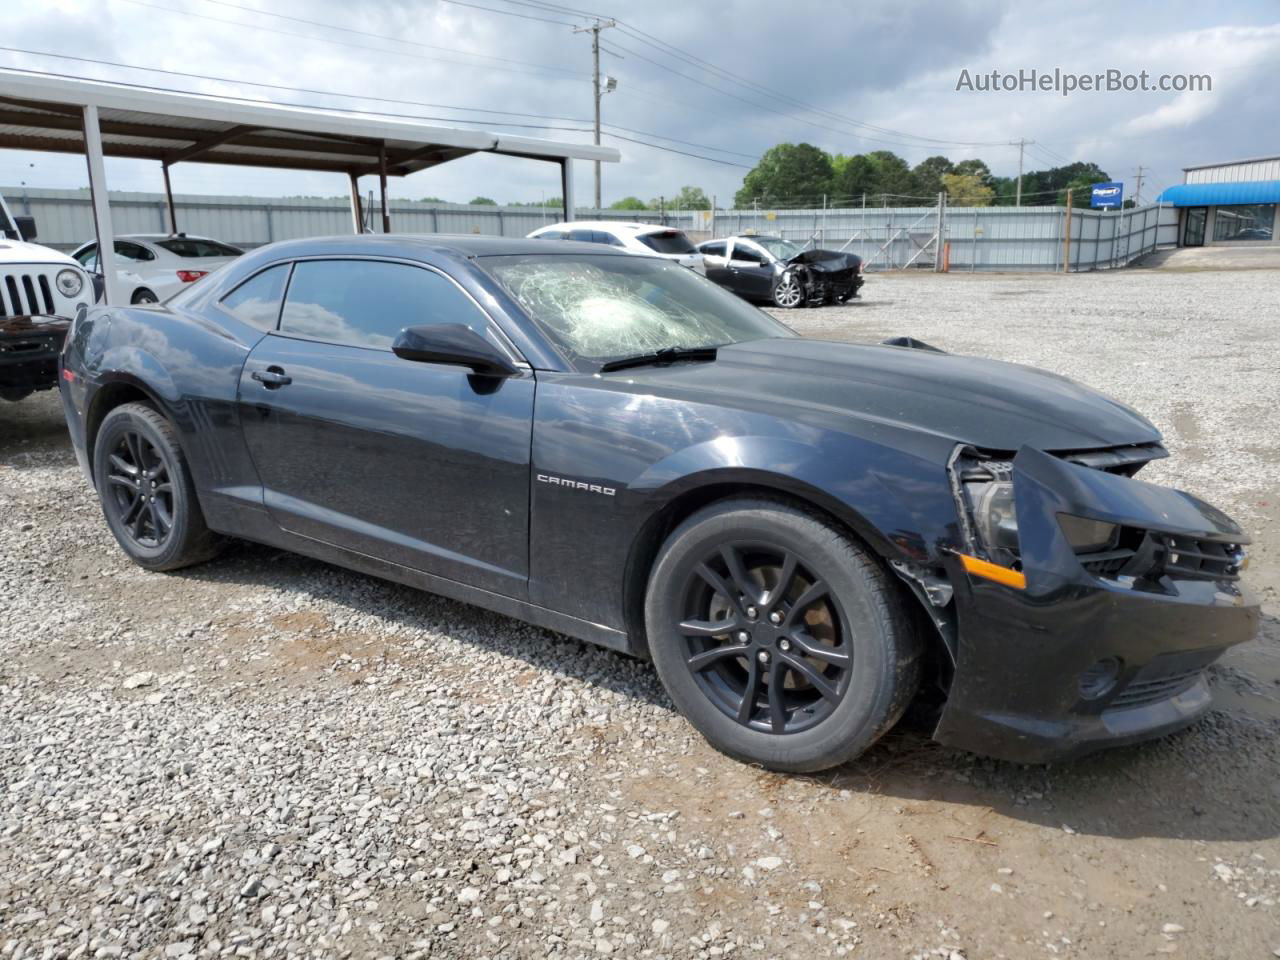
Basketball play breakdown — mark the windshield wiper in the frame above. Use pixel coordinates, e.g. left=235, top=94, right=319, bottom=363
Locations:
left=598, top=346, right=718, bottom=373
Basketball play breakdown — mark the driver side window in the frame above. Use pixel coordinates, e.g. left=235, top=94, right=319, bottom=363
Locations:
left=278, top=259, right=493, bottom=350
left=730, top=244, right=764, bottom=264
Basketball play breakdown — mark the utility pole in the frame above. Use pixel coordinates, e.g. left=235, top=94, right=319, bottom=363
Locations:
left=574, top=17, right=616, bottom=210
left=1013, top=138, right=1034, bottom=206
left=1132, top=165, right=1146, bottom=207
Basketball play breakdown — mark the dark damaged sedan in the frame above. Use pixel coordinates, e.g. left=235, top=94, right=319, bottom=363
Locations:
left=698, top=234, right=863, bottom=308
left=59, top=235, right=1258, bottom=772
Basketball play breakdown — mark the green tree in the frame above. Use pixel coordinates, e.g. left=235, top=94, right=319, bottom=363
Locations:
left=734, top=143, right=834, bottom=206
left=953, top=158, right=994, bottom=188
left=418, top=196, right=447, bottom=203
left=830, top=153, right=878, bottom=203
left=912, top=155, right=954, bottom=199
left=941, top=173, right=995, bottom=206
left=469, top=196, right=497, bottom=206
left=864, top=151, right=917, bottom=202
left=1060, top=176, right=1099, bottom=208
left=609, top=196, right=649, bottom=210
left=668, top=185, right=711, bottom=210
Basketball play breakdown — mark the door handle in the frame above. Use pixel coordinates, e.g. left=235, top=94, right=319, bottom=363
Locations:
left=252, top=366, right=292, bottom=388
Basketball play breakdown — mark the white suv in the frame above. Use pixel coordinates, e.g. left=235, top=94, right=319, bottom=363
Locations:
left=1, top=195, right=94, bottom=401
left=527, top=221, right=705, bottom=274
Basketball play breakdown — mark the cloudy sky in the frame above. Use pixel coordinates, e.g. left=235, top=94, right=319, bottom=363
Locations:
left=2, top=0, right=1277, bottom=207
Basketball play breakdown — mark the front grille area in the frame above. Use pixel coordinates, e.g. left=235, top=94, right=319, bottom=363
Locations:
left=0, top=272, right=56, bottom=317
left=1110, top=668, right=1203, bottom=709
left=1106, top=649, right=1221, bottom=710
left=1079, top=531, right=1243, bottom=584
left=1079, top=549, right=1133, bottom=578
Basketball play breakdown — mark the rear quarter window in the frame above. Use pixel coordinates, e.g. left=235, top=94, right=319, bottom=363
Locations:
left=638, top=230, right=696, bottom=255
left=217, top=264, right=291, bottom=331
left=157, top=238, right=245, bottom=258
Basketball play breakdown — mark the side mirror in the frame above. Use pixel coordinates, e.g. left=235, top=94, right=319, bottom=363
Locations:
left=14, top=216, right=37, bottom=242
left=391, top=323, right=519, bottom=377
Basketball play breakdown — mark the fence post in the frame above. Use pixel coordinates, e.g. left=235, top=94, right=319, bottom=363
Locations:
left=1062, top=191, right=1073, bottom=272
left=971, top=208, right=977, bottom=272
left=933, top=191, right=945, bottom=272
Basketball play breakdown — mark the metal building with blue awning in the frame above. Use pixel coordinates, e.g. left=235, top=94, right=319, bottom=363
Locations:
left=1157, top=156, right=1280, bottom=247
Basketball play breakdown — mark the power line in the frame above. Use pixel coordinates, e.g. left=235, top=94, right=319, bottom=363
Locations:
left=198, top=0, right=579, bottom=66
left=425, top=0, right=579, bottom=26
left=113, top=0, right=588, bottom=82
left=0, top=44, right=758, bottom=159
left=0, top=60, right=754, bottom=169
left=412, top=0, right=1033, bottom=154
left=602, top=38, right=966, bottom=154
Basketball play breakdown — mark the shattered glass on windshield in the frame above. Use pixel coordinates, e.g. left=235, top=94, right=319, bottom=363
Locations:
left=482, top=255, right=791, bottom=367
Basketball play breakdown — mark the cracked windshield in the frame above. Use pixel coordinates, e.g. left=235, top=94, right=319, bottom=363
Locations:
left=482, top=254, right=791, bottom=367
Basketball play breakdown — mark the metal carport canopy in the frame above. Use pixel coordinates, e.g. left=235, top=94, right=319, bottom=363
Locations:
left=0, top=67, right=620, bottom=304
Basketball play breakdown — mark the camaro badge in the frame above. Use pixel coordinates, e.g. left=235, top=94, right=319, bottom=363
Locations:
left=537, top=473, right=616, bottom=496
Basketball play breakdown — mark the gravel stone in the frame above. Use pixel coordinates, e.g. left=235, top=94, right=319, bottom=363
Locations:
left=1, top=269, right=1278, bottom=959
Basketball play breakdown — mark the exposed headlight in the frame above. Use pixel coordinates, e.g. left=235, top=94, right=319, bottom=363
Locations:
left=1057, top=514, right=1120, bottom=553
left=56, top=268, right=84, bottom=297
left=969, top=479, right=1019, bottom=553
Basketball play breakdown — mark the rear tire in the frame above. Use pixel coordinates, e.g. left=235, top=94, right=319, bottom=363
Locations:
left=93, top=401, right=220, bottom=571
left=645, top=499, right=922, bottom=773
left=131, top=289, right=158, bottom=305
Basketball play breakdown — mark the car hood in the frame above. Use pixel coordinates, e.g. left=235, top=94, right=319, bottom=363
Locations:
left=786, top=249, right=860, bottom=273
left=612, top=336, right=1161, bottom=452
left=0, top=239, right=81, bottom=267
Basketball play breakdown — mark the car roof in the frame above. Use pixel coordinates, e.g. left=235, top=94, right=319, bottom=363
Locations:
left=532, top=221, right=684, bottom=237
left=237, top=233, right=638, bottom=264
left=119, top=233, right=224, bottom=243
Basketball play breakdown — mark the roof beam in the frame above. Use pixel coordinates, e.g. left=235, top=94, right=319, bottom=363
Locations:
left=0, top=133, right=369, bottom=174
left=166, top=124, right=262, bottom=165
left=0, top=108, right=385, bottom=161
left=361, top=144, right=478, bottom=177
left=0, top=95, right=86, bottom=117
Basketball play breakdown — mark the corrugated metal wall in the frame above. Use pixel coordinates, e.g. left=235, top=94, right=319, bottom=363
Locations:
left=1184, top=158, right=1280, bottom=184
left=2, top=186, right=1177, bottom=272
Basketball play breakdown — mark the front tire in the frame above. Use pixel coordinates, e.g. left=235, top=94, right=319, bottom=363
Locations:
left=771, top=272, right=804, bottom=309
left=645, top=499, right=921, bottom=773
left=93, top=402, right=220, bottom=571
left=131, top=289, right=158, bottom=305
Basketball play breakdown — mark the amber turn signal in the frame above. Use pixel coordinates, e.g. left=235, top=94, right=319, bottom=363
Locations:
left=959, top=553, right=1027, bottom=589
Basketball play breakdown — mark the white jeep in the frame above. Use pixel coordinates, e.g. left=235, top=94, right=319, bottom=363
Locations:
left=0, top=194, right=95, bottom=402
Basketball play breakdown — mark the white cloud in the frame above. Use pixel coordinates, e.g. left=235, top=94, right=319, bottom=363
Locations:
left=1, top=0, right=1276, bottom=208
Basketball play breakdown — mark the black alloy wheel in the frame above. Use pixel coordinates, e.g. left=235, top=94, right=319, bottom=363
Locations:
left=646, top=499, right=922, bottom=772
left=677, top=542, right=851, bottom=735
left=103, top=428, right=175, bottom=548
left=93, top=402, right=220, bottom=571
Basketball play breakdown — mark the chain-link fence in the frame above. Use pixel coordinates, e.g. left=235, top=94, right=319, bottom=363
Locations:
left=4, top=186, right=1178, bottom=273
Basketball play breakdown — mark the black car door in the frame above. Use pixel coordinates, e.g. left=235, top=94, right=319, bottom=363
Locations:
left=726, top=241, right=775, bottom=299
left=237, top=257, right=534, bottom=598
left=700, top=241, right=730, bottom=286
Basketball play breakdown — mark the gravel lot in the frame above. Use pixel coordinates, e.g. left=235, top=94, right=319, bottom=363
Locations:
left=2, top=267, right=1279, bottom=960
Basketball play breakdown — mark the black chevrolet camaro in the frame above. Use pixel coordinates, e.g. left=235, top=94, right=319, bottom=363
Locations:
left=58, top=235, right=1258, bottom=772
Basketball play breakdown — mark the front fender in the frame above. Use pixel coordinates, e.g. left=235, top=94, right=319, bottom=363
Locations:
left=631, top=434, right=960, bottom=564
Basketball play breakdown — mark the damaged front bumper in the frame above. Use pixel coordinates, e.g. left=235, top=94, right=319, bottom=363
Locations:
left=933, top=445, right=1259, bottom=764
